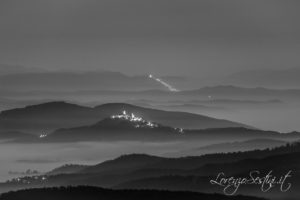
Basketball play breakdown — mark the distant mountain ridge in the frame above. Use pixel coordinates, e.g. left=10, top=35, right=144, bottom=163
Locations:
left=41, top=122, right=300, bottom=143
left=184, top=85, right=300, bottom=96
left=178, top=138, right=287, bottom=155
left=223, top=68, right=300, bottom=88
left=2, top=101, right=300, bottom=143
left=0, top=101, right=250, bottom=134
left=47, top=164, right=88, bottom=176
left=0, top=71, right=163, bottom=91
left=44, top=112, right=184, bottom=142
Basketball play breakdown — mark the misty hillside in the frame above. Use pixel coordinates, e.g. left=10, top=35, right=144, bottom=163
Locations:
left=101, top=142, right=300, bottom=172
left=45, top=115, right=183, bottom=142
left=3, top=85, right=300, bottom=99
left=2, top=104, right=299, bottom=143
left=80, top=154, right=164, bottom=174
left=183, top=85, right=300, bottom=98
left=52, top=142, right=300, bottom=175
left=223, top=68, right=300, bottom=88
left=0, top=101, right=249, bottom=134
left=186, top=127, right=300, bottom=143
left=0, top=131, right=36, bottom=142
left=178, top=138, right=287, bottom=155
left=115, top=152, right=300, bottom=199
left=46, top=165, right=88, bottom=176
left=2, top=143, right=299, bottom=198
left=41, top=123, right=300, bottom=143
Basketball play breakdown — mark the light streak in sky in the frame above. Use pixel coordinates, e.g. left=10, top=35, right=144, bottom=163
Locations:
left=148, top=74, right=179, bottom=92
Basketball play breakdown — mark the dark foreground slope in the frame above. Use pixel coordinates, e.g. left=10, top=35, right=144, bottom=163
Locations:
left=0, top=186, right=266, bottom=200
left=2, top=143, right=299, bottom=195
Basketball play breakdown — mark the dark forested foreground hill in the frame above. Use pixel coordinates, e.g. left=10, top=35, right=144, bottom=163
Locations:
left=48, top=142, right=300, bottom=174
left=1, top=143, right=300, bottom=198
left=0, top=186, right=267, bottom=200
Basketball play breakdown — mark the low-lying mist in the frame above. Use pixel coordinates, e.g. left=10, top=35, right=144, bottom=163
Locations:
left=0, top=140, right=187, bottom=182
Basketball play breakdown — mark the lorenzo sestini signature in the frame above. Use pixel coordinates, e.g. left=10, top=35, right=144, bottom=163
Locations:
left=210, top=170, right=292, bottom=195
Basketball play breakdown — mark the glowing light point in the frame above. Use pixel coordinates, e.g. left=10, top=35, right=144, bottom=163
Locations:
left=39, top=134, right=47, bottom=138
left=111, top=111, right=183, bottom=133
left=111, top=111, right=159, bottom=128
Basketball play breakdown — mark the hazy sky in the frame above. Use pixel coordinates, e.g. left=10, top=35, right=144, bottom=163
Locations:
left=1, top=0, right=300, bottom=76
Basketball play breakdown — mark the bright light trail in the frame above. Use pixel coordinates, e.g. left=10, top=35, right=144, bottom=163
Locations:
left=148, top=74, right=179, bottom=92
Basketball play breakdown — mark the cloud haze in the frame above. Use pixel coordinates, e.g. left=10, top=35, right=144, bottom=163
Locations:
left=0, top=0, right=300, bottom=76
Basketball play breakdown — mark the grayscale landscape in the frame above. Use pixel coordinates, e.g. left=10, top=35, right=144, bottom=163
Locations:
left=0, top=1, right=300, bottom=200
